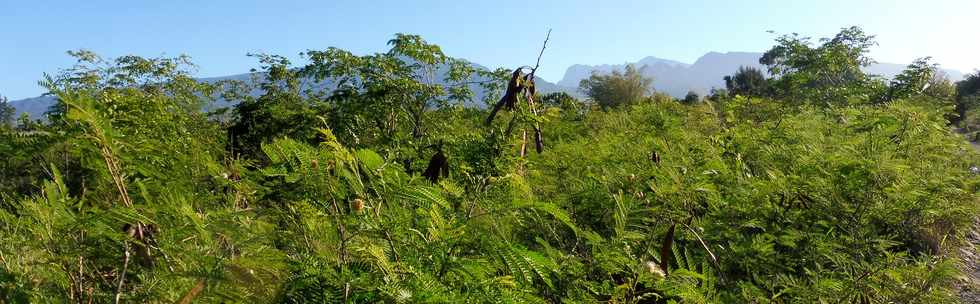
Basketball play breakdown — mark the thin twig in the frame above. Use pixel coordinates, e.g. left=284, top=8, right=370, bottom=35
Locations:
left=344, top=283, right=350, bottom=303
left=99, top=144, right=132, bottom=208
left=65, top=263, right=77, bottom=302
left=525, top=29, right=550, bottom=155
left=114, top=243, right=131, bottom=304
left=683, top=224, right=724, bottom=281
left=78, top=255, right=85, bottom=303
left=520, top=130, right=528, bottom=158
left=531, top=29, right=552, bottom=75
left=0, top=249, right=8, bottom=271
left=330, top=198, right=349, bottom=265
left=384, top=230, right=401, bottom=261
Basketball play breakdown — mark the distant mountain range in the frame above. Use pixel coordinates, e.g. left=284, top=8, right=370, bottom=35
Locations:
left=559, top=52, right=967, bottom=97
left=8, top=52, right=968, bottom=118
left=8, top=63, right=576, bottom=119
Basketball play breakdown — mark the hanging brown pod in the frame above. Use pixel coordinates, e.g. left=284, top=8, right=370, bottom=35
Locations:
left=659, top=224, right=676, bottom=276
left=486, top=69, right=524, bottom=125
left=524, top=74, right=536, bottom=103
left=650, top=151, right=661, bottom=164
left=422, top=148, right=449, bottom=182
left=534, top=128, right=544, bottom=154
left=122, top=223, right=158, bottom=267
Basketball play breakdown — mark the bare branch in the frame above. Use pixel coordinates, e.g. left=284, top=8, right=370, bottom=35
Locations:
left=531, top=29, right=552, bottom=75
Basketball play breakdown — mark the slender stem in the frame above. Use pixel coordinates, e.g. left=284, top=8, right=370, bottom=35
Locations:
left=330, top=198, right=349, bottom=265
left=684, top=224, right=724, bottom=282
left=384, top=230, right=400, bottom=261
left=78, top=255, right=85, bottom=304
left=114, top=243, right=131, bottom=304
left=0, top=249, right=8, bottom=271
left=520, top=130, right=528, bottom=158
left=344, top=283, right=350, bottom=303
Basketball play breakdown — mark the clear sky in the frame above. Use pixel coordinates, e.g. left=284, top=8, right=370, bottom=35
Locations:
left=1, top=0, right=978, bottom=100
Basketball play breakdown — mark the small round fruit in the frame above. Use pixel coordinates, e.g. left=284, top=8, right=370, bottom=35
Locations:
left=352, top=198, right=365, bottom=212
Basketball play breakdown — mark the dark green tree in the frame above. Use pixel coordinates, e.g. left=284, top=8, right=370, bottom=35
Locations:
left=682, top=91, right=700, bottom=104
left=540, top=92, right=577, bottom=107
left=301, top=34, right=478, bottom=159
left=956, top=72, right=980, bottom=124
left=723, top=66, right=768, bottom=97
left=960, top=72, right=980, bottom=98
left=707, top=87, right=729, bottom=102
left=541, top=91, right=586, bottom=120
left=578, top=64, right=652, bottom=109
left=0, top=95, right=14, bottom=128
left=760, top=26, right=884, bottom=105
left=226, top=53, right=319, bottom=159
left=881, top=57, right=952, bottom=102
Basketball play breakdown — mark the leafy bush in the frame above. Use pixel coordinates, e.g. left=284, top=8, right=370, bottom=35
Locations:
left=1, top=31, right=978, bottom=303
left=579, top=64, right=653, bottom=109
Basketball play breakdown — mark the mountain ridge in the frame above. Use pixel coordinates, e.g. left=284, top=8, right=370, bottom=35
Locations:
left=9, top=52, right=968, bottom=117
left=559, top=51, right=967, bottom=97
left=7, top=64, right=580, bottom=118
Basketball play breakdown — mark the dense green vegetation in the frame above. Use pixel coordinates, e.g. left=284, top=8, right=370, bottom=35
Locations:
left=1, top=27, right=980, bottom=303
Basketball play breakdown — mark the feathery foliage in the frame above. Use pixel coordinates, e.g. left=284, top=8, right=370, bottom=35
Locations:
left=1, top=27, right=978, bottom=303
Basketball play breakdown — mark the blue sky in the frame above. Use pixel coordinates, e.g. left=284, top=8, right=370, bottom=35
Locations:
left=1, top=0, right=978, bottom=100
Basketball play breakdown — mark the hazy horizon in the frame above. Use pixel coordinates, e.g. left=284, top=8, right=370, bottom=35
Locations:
left=2, top=0, right=978, bottom=100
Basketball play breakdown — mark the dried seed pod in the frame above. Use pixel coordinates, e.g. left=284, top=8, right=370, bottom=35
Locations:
left=659, top=224, right=676, bottom=276
left=534, top=128, right=544, bottom=154
left=422, top=148, right=449, bottom=183
left=524, top=74, right=536, bottom=103
left=650, top=151, right=661, bottom=164
left=311, top=159, right=319, bottom=169
left=486, top=69, right=524, bottom=125
left=122, top=223, right=158, bottom=267
left=228, top=170, right=241, bottom=182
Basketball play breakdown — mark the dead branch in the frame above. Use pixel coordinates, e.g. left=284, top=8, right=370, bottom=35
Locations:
left=531, top=29, right=552, bottom=75
left=484, top=29, right=553, bottom=157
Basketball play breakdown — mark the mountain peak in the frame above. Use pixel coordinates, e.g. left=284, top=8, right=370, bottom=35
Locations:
left=692, top=51, right=762, bottom=67
left=637, top=56, right=690, bottom=68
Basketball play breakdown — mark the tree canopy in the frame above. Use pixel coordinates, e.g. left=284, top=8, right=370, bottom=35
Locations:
left=578, top=64, right=652, bottom=109
left=723, top=66, right=769, bottom=97
left=760, top=26, right=884, bottom=105
left=0, top=95, right=14, bottom=128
